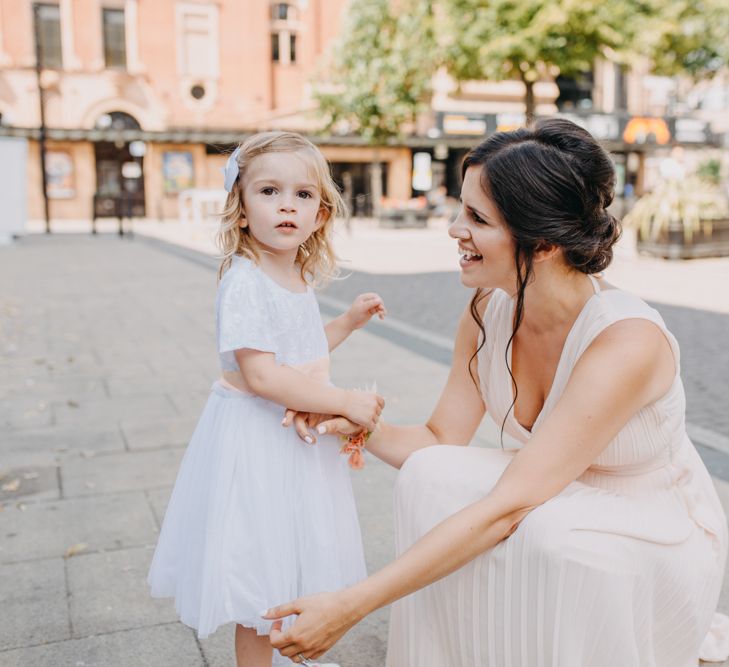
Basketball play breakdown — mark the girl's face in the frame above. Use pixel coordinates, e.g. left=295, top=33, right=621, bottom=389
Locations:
left=449, top=165, right=516, bottom=291
left=241, top=151, right=323, bottom=258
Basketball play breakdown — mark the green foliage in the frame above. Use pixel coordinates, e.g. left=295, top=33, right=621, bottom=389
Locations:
left=313, top=0, right=729, bottom=139
left=696, top=158, right=722, bottom=185
left=313, top=0, right=440, bottom=143
left=643, top=0, right=729, bottom=78
left=442, top=0, right=648, bottom=84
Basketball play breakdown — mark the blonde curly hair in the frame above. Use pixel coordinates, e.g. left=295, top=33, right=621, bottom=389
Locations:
left=217, top=131, right=344, bottom=285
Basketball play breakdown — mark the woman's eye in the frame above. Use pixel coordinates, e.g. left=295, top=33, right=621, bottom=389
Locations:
left=470, top=209, right=487, bottom=224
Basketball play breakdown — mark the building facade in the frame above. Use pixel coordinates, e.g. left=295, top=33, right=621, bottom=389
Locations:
left=0, top=0, right=724, bottom=225
left=0, top=0, right=414, bottom=222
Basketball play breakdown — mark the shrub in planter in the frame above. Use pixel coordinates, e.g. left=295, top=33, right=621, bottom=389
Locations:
left=624, top=176, right=729, bottom=259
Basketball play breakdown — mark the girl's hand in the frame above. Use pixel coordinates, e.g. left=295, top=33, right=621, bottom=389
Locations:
left=345, top=293, right=387, bottom=330
left=343, top=390, right=384, bottom=431
left=264, top=591, right=362, bottom=662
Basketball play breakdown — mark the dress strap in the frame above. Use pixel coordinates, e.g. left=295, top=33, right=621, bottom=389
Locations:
left=587, top=274, right=601, bottom=295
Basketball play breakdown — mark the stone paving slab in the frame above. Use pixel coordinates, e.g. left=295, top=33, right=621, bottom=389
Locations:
left=0, top=623, right=203, bottom=667
left=67, top=546, right=179, bottom=637
left=0, top=557, right=69, bottom=650
left=61, top=447, right=185, bottom=498
left=0, top=493, right=157, bottom=563
left=120, top=414, right=200, bottom=450
left=1, top=425, right=126, bottom=470
left=2, top=234, right=728, bottom=667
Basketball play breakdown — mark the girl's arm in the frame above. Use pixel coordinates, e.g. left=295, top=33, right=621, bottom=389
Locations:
left=265, top=318, right=675, bottom=660
left=234, top=349, right=384, bottom=430
left=319, top=302, right=488, bottom=468
left=325, top=293, right=386, bottom=352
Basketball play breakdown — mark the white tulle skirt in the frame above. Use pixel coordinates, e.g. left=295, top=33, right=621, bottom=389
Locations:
left=148, top=381, right=366, bottom=660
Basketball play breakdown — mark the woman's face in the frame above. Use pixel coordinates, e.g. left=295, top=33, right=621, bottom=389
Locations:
left=449, top=165, right=516, bottom=291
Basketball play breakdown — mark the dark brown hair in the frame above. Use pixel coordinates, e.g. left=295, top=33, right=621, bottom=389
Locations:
left=462, top=118, right=622, bottom=441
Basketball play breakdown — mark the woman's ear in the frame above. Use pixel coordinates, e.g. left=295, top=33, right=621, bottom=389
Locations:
left=533, top=241, right=559, bottom=263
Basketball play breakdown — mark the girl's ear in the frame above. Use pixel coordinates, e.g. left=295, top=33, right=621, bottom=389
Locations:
left=314, top=207, right=327, bottom=230
left=239, top=211, right=247, bottom=229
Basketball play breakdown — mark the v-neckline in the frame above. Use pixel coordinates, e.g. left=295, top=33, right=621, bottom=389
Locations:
left=507, top=277, right=601, bottom=435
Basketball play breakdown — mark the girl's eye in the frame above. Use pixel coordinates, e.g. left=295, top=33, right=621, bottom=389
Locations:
left=261, top=187, right=276, bottom=195
left=297, top=191, right=313, bottom=199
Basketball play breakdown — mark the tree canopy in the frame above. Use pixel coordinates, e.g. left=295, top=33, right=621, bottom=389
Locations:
left=314, top=0, right=729, bottom=140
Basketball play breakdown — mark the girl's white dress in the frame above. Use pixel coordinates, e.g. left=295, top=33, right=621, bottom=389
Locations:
left=387, top=279, right=729, bottom=666
left=148, top=256, right=366, bottom=660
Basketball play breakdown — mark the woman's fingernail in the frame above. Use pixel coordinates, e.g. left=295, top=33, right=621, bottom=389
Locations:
left=304, top=435, right=314, bottom=444
left=317, top=425, right=326, bottom=434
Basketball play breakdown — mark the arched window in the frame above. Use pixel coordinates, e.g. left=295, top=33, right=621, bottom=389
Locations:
left=95, top=111, right=141, bottom=131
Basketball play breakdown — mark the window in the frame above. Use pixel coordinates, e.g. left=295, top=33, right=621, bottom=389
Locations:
left=289, top=33, right=296, bottom=63
left=33, top=3, right=62, bottom=68
left=177, top=5, right=219, bottom=78
left=271, top=32, right=280, bottom=62
left=272, top=3, right=297, bottom=21
left=102, top=8, right=126, bottom=69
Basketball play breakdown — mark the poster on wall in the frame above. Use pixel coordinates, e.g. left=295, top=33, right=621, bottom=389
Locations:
left=46, top=151, right=75, bottom=199
left=163, top=151, right=194, bottom=193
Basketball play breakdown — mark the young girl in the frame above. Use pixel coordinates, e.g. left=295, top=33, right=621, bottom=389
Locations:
left=148, top=131, right=386, bottom=667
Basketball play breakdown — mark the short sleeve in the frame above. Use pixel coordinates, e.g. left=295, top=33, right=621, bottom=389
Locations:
left=216, top=264, right=278, bottom=356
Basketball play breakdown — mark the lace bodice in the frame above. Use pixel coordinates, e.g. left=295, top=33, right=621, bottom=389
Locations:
left=216, top=255, right=329, bottom=372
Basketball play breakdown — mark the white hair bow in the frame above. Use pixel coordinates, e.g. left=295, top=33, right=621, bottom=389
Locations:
left=222, top=147, right=241, bottom=192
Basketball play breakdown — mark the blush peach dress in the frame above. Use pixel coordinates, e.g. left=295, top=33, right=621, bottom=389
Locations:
left=387, top=278, right=729, bottom=667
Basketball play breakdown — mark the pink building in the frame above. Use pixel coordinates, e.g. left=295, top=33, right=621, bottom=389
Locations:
left=0, top=0, right=412, bottom=222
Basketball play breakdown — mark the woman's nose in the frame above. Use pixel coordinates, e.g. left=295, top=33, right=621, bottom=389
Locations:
left=448, top=210, right=467, bottom=239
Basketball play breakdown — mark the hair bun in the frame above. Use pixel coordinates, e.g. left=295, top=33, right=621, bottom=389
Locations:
left=564, top=209, right=622, bottom=274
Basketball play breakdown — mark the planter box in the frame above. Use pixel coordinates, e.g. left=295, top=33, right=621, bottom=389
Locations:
left=636, top=218, right=729, bottom=259
left=379, top=209, right=429, bottom=229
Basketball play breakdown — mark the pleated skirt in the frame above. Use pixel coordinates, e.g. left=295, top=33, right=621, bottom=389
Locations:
left=386, top=445, right=727, bottom=667
left=148, top=381, right=366, bottom=661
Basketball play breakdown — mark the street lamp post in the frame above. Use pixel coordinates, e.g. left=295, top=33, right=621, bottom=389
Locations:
left=33, top=3, right=51, bottom=235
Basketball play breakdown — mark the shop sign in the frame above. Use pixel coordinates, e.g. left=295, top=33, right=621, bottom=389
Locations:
left=622, top=117, right=671, bottom=145
left=163, top=151, right=194, bottom=193
left=441, top=113, right=488, bottom=135
left=496, top=114, right=525, bottom=132
left=561, top=113, right=621, bottom=141
left=46, top=151, right=75, bottom=199
left=674, top=118, right=710, bottom=143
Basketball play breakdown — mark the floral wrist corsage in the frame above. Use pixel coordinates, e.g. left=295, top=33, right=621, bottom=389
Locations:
left=340, top=430, right=372, bottom=470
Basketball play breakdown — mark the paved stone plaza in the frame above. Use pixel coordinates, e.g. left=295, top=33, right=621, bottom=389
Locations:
left=1, top=233, right=729, bottom=666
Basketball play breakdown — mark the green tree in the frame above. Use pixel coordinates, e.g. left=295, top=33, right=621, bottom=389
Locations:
left=442, top=0, right=652, bottom=123
left=314, top=0, right=439, bottom=142
left=643, top=0, right=729, bottom=79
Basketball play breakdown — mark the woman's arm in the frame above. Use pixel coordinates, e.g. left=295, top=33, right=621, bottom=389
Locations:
left=265, top=318, right=675, bottom=660
left=334, top=302, right=488, bottom=468
left=234, top=349, right=384, bottom=430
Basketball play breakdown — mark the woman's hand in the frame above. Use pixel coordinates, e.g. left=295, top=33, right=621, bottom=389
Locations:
left=282, top=410, right=366, bottom=444
left=263, top=590, right=362, bottom=662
